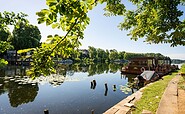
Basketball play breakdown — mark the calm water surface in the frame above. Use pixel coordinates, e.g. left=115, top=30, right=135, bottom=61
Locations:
left=0, top=64, right=137, bottom=114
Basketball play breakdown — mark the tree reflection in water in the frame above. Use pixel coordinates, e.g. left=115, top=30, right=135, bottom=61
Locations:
left=57, top=62, right=123, bottom=76
left=8, top=82, right=38, bottom=107
left=0, top=62, right=137, bottom=109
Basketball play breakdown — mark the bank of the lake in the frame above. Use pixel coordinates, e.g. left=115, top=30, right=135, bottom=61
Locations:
left=131, top=73, right=176, bottom=113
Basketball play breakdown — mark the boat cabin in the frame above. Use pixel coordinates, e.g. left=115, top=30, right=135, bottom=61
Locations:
left=121, top=57, right=174, bottom=76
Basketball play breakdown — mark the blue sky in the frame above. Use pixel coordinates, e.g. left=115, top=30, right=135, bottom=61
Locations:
left=0, top=0, right=185, bottom=60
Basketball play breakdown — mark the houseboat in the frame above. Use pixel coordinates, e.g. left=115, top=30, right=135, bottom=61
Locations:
left=121, top=57, right=178, bottom=76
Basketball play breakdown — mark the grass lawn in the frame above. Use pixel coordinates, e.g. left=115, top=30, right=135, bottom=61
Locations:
left=132, top=73, right=176, bottom=114
left=178, top=63, right=185, bottom=90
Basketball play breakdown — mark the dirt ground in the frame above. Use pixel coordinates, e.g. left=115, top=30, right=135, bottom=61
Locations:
left=178, top=88, right=185, bottom=114
left=177, top=85, right=185, bottom=114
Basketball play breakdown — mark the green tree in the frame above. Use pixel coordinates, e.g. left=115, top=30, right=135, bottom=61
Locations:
left=109, top=49, right=119, bottom=61
left=0, top=11, right=28, bottom=52
left=11, top=22, right=41, bottom=50
left=118, top=51, right=125, bottom=60
left=119, top=0, right=185, bottom=46
left=0, top=28, right=11, bottom=41
left=96, top=48, right=106, bottom=62
left=29, top=0, right=185, bottom=77
left=0, top=11, right=28, bottom=67
left=88, top=46, right=97, bottom=61
left=105, top=49, right=110, bottom=62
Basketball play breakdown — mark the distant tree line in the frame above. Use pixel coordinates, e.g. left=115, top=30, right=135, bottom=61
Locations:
left=171, top=59, right=185, bottom=64
left=67, top=46, right=166, bottom=64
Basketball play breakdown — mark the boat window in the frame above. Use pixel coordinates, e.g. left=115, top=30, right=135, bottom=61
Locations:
left=158, top=60, right=163, bottom=65
left=147, top=60, right=153, bottom=66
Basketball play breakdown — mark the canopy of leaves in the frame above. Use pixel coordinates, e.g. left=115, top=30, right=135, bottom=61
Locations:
left=11, top=22, right=41, bottom=50
left=0, top=11, right=29, bottom=67
left=0, top=41, right=13, bottom=53
left=0, top=11, right=28, bottom=30
left=0, top=11, right=28, bottom=52
left=0, top=28, right=11, bottom=41
left=29, top=0, right=126, bottom=77
left=29, top=0, right=185, bottom=77
left=0, top=58, right=8, bottom=68
left=119, top=0, right=185, bottom=46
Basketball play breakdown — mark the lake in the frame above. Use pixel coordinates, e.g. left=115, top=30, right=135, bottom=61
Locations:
left=0, top=63, right=137, bottom=114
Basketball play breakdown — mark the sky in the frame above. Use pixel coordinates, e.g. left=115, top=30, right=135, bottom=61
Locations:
left=0, top=0, right=185, bottom=60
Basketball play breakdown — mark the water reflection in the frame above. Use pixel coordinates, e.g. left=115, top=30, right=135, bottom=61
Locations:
left=66, top=63, right=121, bottom=76
left=8, top=82, right=38, bottom=107
left=0, top=63, right=137, bottom=113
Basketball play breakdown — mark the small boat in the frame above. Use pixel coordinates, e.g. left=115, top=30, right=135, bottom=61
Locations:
left=121, top=57, right=176, bottom=76
left=134, top=70, right=160, bottom=86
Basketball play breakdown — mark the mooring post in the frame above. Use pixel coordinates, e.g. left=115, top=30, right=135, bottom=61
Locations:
left=104, top=83, right=108, bottom=96
left=90, top=81, right=94, bottom=89
left=92, top=80, right=96, bottom=89
left=91, top=109, right=94, bottom=114
left=93, top=80, right=96, bottom=85
left=113, top=84, right=116, bottom=91
left=104, top=89, right=108, bottom=96
left=44, top=109, right=49, bottom=114
left=105, top=83, right=108, bottom=90
left=131, top=88, right=134, bottom=93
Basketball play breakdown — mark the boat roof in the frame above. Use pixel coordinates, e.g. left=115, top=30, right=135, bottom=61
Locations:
left=128, top=57, right=171, bottom=61
left=140, top=71, right=156, bottom=81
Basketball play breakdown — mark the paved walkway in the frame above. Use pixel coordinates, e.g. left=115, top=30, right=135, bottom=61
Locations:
left=156, top=75, right=180, bottom=114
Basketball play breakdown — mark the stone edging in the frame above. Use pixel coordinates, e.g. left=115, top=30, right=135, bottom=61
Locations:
left=103, top=83, right=153, bottom=114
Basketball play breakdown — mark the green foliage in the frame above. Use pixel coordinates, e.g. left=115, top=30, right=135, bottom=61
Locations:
left=119, top=0, right=185, bottom=46
left=27, top=47, right=56, bottom=78
left=0, top=11, right=28, bottom=30
left=109, top=49, right=119, bottom=61
left=28, top=0, right=185, bottom=77
left=28, top=34, right=79, bottom=77
left=104, top=0, right=126, bottom=16
left=0, top=59, right=8, bottom=68
left=180, top=63, right=185, bottom=73
left=0, top=28, right=11, bottom=41
left=0, top=41, right=13, bottom=53
left=26, top=0, right=127, bottom=77
left=0, top=11, right=28, bottom=53
left=120, top=84, right=132, bottom=94
left=11, top=22, right=41, bottom=50
left=124, top=52, right=165, bottom=60
left=88, top=46, right=97, bottom=60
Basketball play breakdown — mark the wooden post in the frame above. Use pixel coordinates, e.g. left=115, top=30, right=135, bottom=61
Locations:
left=93, top=80, right=96, bottom=85
left=90, top=81, right=93, bottom=89
left=105, top=83, right=108, bottom=90
left=104, top=89, right=108, bottom=96
left=104, top=83, right=108, bottom=96
left=44, top=109, right=49, bottom=114
left=131, top=88, right=134, bottom=93
left=113, top=85, right=116, bottom=91
left=92, top=80, right=96, bottom=89
left=91, top=109, right=94, bottom=114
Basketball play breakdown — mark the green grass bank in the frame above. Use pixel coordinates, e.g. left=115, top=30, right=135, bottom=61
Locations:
left=132, top=73, right=176, bottom=113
